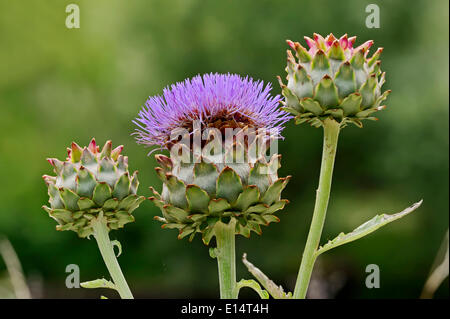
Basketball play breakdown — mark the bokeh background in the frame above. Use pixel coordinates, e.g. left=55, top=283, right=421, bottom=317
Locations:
left=0, top=0, right=448, bottom=299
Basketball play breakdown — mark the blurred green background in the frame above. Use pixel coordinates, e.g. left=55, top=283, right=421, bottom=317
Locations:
left=0, top=0, right=448, bottom=299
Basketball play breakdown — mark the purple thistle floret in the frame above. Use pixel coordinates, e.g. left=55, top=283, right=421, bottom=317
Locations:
left=133, top=73, right=292, bottom=150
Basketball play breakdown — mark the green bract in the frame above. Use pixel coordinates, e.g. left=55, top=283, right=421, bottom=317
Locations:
left=150, top=134, right=290, bottom=244
left=42, top=139, right=145, bottom=238
left=279, top=33, right=391, bottom=128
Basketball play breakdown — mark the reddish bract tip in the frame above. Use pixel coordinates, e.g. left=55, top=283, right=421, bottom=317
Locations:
left=111, top=145, right=124, bottom=157
left=326, top=33, right=336, bottom=46
left=286, top=39, right=295, bottom=49
left=88, top=138, right=97, bottom=153
left=304, top=36, right=315, bottom=49
left=339, top=34, right=348, bottom=49
left=348, top=36, right=357, bottom=47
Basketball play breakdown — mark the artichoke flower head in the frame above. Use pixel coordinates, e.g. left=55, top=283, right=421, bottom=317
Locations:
left=134, top=73, right=292, bottom=244
left=279, top=33, right=390, bottom=128
left=43, top=139, right=145, bottom=238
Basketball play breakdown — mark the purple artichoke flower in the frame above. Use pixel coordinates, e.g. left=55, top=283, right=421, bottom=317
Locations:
left=133, top=73, right=291, bottom=151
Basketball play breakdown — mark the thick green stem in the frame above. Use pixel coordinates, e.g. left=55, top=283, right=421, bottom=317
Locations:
left=91, top=215, right=133, bottom=299
left=293, top=118, right=341, bottom=299
left=215, top=219, right=237, bottom=299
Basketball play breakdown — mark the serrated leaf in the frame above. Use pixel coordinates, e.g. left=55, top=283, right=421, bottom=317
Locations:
left=316, top=200, right=423, bottom=257
left=242, top=253, right=292, bottom=299
left=235, top=279, right=269, bottom=299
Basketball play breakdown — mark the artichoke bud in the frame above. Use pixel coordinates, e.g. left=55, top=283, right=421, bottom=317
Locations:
left=280, top=33, right=391, bottom=128
left=150, top=128, right=290, bottom=245
left=42, top=138, right=145, bottom=238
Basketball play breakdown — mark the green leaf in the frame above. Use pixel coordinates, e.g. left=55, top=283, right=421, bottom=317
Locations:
left=102, top=198, right=119, bottom=211
left=193, top=161, right=219, bottom=195
left=235, top=279, right=269, bottom=299
left=50, top=209, right=73, bottom=223
left=315, top=200, right=423, bottom=257
left=92, top=182, right=112, bottom=206
left=248, top=162, right=270, bottom=194
left=112, top=173, right=130, bottom=200
left=310, top=50, right=331, bottom=83
left=77, top=197, right=96, bottom=210
left=76, top=167, right=97, bottom=198
left=340, top=93, right=363, bottom=116
left=208, top=198, right=231, bottom=215
left=80, top=278, right=117, bottom=291
left=314, top=75, right=339, bottom=108
left=186, top=185, right=210, bottom=213
left=261, top=177, right=290, bottom=206
left=242, top=253, right=292, bottom=299
left=300, top=98, right=323, bottom=116
left=97, top=158, right=118, bottom=188
left=166, top=174, right=188, bottom=209
left=59, top=188, right=80, bottom=211
left=233, top=186, right=260, bottom=211
left=216, top=167, right=243, bottom=203
left=359, top=74, right=377, bottom=109
left=334, top=62, right=357, bottom=99
left=288, top=65, right=314, bottom=99
left=165, top=205, right=189, bottom=223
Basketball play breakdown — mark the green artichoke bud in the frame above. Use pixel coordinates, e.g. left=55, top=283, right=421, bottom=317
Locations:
left=149, top=134, right=290, bottom=245
left=42, top=138, right=145, bottom=238
left=279, top=33, right=391, bottom=128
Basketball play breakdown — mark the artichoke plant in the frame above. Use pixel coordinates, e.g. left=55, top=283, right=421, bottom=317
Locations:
left=43, top=139, right=145, bottom=238
left=135, top=73, right=291, bottom=244
left=42, top=139, right=144, bottom=299
left=279, top=33, right=390, bottom=128
left=134, top=73, right=291, bottom=298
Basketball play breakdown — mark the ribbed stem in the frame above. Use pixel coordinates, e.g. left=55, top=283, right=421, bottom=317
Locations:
left=293, top=117, right=340, bottom=299
left=215, top=219, right=237, bottom=299
left=92, top=215, right=134, bottom=299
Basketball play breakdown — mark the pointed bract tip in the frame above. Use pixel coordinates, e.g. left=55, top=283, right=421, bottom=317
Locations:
left=286, top=39, right=295, bottom=49
left=304, top=36, right=315, bottom=48
left=276, top=75, right=285, bottom=88
left=339, top=34, right=348, bottom=49
left=348, top=36, right=357, bottom=45
left=88, top=138, right=97, bottom=153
